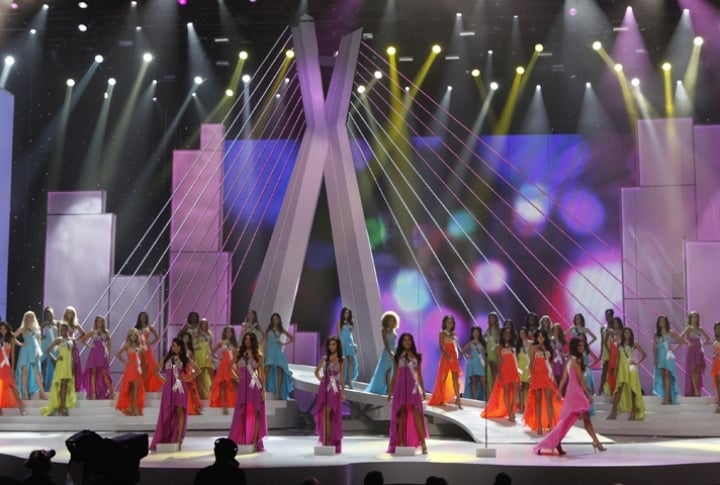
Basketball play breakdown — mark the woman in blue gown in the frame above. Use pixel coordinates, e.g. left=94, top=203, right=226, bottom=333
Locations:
left=366, top=311, right=398, bottom=395
left=338, top=307, right=358, bottom=389
left=264, top=313, right=294, bottom=400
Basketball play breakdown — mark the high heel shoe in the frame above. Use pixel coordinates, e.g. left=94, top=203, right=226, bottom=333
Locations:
left=592, top=442, right=607, bottom=452
left=455, top=397, right=463, bottom=410
left=556, top=445, right=566, bottom=456
left=421, top=443, right=428, bottom=455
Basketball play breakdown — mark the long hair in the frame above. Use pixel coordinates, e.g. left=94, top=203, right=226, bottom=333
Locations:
left=550, top=323, right=566, bottom=345
left=515, top=326, right=530, bottom=353
left=714, top=322, right=720, bottom=341
left=135, top=311, right=149, bottom=330
left=525, top=312, right=539, bottom=328
left=655, top=315, right=670, bottom=338
left=163, top=338, right=188, bottom=369
left=569, top=337, right=585, bottom=372
left=500, top=325, right=516, bottom=348
left=63, top=307, right=79, bottom=327
left=534, top=329, right=554, bottom=361
left=42, top=307, right=56, bottom=326
left=325, top=336, right=344, bottom=363
left=22, top=311, right=40, bottom=334
left=687, top=311, right=700, bottom=327
left=394, top=332, right=421, bottom=365
left=236, top=331, right=261, bottom=362
left=187, top=311, right=200, bottom=326
left=381, top=311, right=399, bottom=330
left=221, top=326, right=238, bottom=348
left=0, top=321, right=12, bottom=344
left=244, top=310, right=259, bottom=325
left=469, top=326, right=486, bottom=348
left=442, top=315, right=456, bottom=334
left=339, top=307, right=354, bottom=327
left=622, top=327, right=635, bottom=347
left=573, top=313, right=586, bottom=328
left=93, top=316, right=108, bottom=336
left=179, top=331, right=195, bottom=353
left=125, top=328, right=141, bottom=349
left=612, top=316, right=624, bottom=332
left=267, top=313, right=285, bottom=334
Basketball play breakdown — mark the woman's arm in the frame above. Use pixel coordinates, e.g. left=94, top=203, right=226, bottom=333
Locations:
left=634, top=342, right=648, bottom=365
left=701, top=328, right=712, bottom=346
left=461, top=340, right=472, bottom=356
left=46, top=338, right=61, bottom=363
left=439, top=332, right=448, bottom=359
left=185, top=358, right=201, bottom=380
left=339, top=360, right=346, bottom=397
left=387, top=361, right=399, bottom=400
left=80, top=330, right=93, bottom=344
left=314, top=357, right=325, bottom=381
left=670, top=330, right=687, bottom=351
left=416, top=358, right=426, bottom=396
left=148, top=326, right=160, bottom=345
left=115, top=344, right=128, bottom=364
left=585, top=328, right=597, bottom=346
left=282, top=329, right=295, bottom=345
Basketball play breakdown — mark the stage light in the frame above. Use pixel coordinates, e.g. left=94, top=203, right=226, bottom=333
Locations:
left=193, top=76, right=203, bottom=85
left=446, top=85, right=453, bottom=91
left=242, top=74, right=251, bottom=83
left=177, top=0, right=187, bottom=5
left=662, top=62, right=671, bottom=72
left=4, top=56, right=14, bottom=66
left=568, top=7, right=577, bottom=16
left=130, top=1, right=137, bottom=6
left=516, top=66, right=525, bottom=75
left=374, top=70, right=383, bottom=79
left=151, top=79, right=157, bottom=85
left=431, top=44, right=442, bottom=54
left=490, top=81, right=499, bottom=90
left=285, top=49, right=295, bottom=59
left=143, top=52, right=153, bottom=63
left=284, top=77, right=290, bottom=84
left=535, top=43, right=544, bottom=53
left=357, top=85, right=366, bottom=94
left=488, top=50, right=493, bottom=55
left=683, top=8, right=689, bottom=14
left=108, top=78, right=116, bottom=86
left=631, top=77, right=640, bottom=87
left=626, top=6, right=632, bottom=11
left=677, top=80, right=682, bottom=85
left=192, top=92, right=197, bottom=97
left=404, top=86, right=410, bottom=92
left=239, top=51, right=248, bottom=60
left=275, top=93, right=280, bottom=98
left=152, top=97, right=157, bottom=102
left=78, top=2, right=88, bottom=8
left=94, top=55, right=104, bottom=64
left=592, top=41, right=602, bottom=51
left=456, top=12, right=462, bottom=18
left=42, top=3, right=49, bottom=10
left=614, top=63, right=623, bottom=72
left=225, top=89, right=233, bottom=97
left=386, top=46, right=396, bottom=56
left=586, top=82, right=591, bottom=88
left=78, top=24, right=87, bottom=32
left=536, top=84, right=541, bottom=90
left=694, top=36, right=704, bottom=46
left=471, top=68, right=480, bottom=77
left=10, top=2, right=18, bottom=9
left=135, top=26, right=141, bottom=31
left=104, top=92, right=108, bottom=99
left=66, top=79, right=75, bottom=87
left=30, top=29, right=36, bottom=35
left=187, top=22, right=193, bottom=29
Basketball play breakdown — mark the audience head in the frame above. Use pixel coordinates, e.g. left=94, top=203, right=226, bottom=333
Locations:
left=213, top=438, right=238, bottom=463
left=494, top=472, right=512, bottom=485
left=25, top=449, right=55, bottom=474
left=364, top=470, right=384, bottom=485
left=301, top=478, right=321, bottom=485
left=425, top=477, right=448, bottom=485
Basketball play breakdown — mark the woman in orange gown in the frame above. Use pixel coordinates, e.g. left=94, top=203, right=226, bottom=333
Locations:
left=604, top=316, right=623, bottom=395
left=428, top=315, right=462, bottom=409
left=0, top=321, right=25, bottom=415
left=210, top=326, right=238, bottom=414
left=180, top=331, right=203, bottom=415
left=115, top=329, right=146, bottom=416
left=135, top=312, right=164, bottom=392
left=712, top=323, right=720, bottom=414
left=482, top=326, right=521, bottom=422
left=523, top=329, right=561, bottom=434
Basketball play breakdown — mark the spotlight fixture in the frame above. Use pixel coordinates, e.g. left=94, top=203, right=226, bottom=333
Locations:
left=373, top=70, right=383, bottom=79
left=431, top=44, right=442, bottom=54
left=275, top=93, right=280, bottom=99
left=152, top=97, right=157, bottom=102
left=626, top=6, right=632, bottom=11
left=694, top=36, right=704, bottom=46
left=143, top=52, right=153, bottom=62
left=30, top=28, right=37, bottom=34
left=534, top=43, right=544, bottom=53
left=404, top=86, right=410, bottom=92
left=585, top=82, right=591, bottom=88
left=193, top=76, right=203, bottom=85
left=456, top=12, right=462, bottom=18
left=592, top=41, right=602, bottom=51
left=151, top=79, right=157, bottom=85
left=683, top=8, right=689, bottom=14
left=94, top=54, right=104, bottom=63
left=487, top=50, right=493, bottom=55
left=357, top=85, right=366, bottom=94
left=66, top=79, right=76, bottom=87
left=446, top=85, right=453, bottom=91
left=386, top=46, right=396, bottom=56
left=130, top=1, right=137, bottom=6
left=516, top=66, right=525, bottom=75
left=78, top=2, right=88, bottom=8
left=285, top=49, right=295, bottom=59
left=136, top=26, right=142, bottom=31
left=78, top=24, right=88, bottom=32
left=192, top=92, right=197, bottom=97
left=662, top=62, right=671, bottom=71
left=225, top=89, right=234, bottom=97
left=103, top=92, right=108, bottom=99
left=241, top=74, right=251, bottom=83
left=4, top=56, right=15, bottom=66
left=108, top=78, right=116, bottom=86
left=614, top=63, right=623, bottom=72
left=239, top=51, right=248, bottom=60
left=186, top=22, right=193, bottom=28
left=42, top=3, right=49, bottom=10
left=10, top=2, right=18, bottom=9
left=490, top=81, right=499, bottom=90
left=284, top=77, right=290, bottom=84
left=470, top=68, right=480, bottom=77
left=536, top=84, right=541, bottom=90
left=631, top=77, right=640, bottom=87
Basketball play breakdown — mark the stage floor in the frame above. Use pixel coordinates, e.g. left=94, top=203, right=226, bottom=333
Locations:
left=2, top=431, right=720, bottom=485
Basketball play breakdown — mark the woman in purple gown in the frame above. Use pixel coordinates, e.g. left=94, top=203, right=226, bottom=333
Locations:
left=314, top=336, right=345, bottom=452
left=679, top=311, right=711, bottom=397
left=534, top=337, right=606, bottom=456
left=229, top=332, right=268, bottom=452
left=388, top=332, right=428, bottom=454
left=81, top=316, right=114, bottom=400
left=150, top=338, right=200, bottom=451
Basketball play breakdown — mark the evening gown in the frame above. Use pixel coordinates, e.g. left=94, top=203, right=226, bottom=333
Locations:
left=314, top=359, right=343, bottom=452
left=41, top=339, right=77, bottom=415
left=84, top=332, right=113, bottom=399
left=210, top=342, right=238, bottom=408
left=115, top=350, right=146, bottom=415
left=150, top=357, right=189, bottom=451
left=533, top=356, right=590, bottom=453
left=366, top=332, right=396, bottom=395
left=523, top=349, right=561, bottom=431
left=340, top=323, right=359, bottom=385
left=482, top=348, right=521, bottom=419
left=684, top=330, right=706, bottom=396
left=193, top=332, right=214, bottom=399
left=428, top=337, right=462, bottom=405
left=653, top=335, right=680, bottom=404
left=264, top=331, right=293, bottom=400
left=40, top=324, right=57, bottom=391
left=712, top=341, right=720, bottom=396
left=0, top=342, right=19, bottom=408
left=463, top=341, right=486, bottom=401
left=387, top=356, right=428, bottom=453
left=15, top=328, right=42, bottom=399
left=228, top=356, right=268, bottom=451
left=140, top=328, right=164, bottom=392
left=616, top=345, right=646, bottom=420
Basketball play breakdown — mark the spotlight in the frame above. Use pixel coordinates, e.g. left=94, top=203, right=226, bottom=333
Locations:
left=186, top=22, right=193, bottom=29
left=94, top=54, right=104, bottom=64
left=143, top=52, right=153, bottom=63
left=516, top=66, right=525, bottom=75
left=683, top=8, right=689, bottom=14
left=535, top=84, right=541, bottom=90
left=490, top=81, right=499, bottom=90
left=192, top=92, right=197, bottom=97
left=431, top=44, right=442, bottom=54
left=284, top=77, right=290, bottom=84
left=66, top=79, right=76, bottom=87
left=4, top=56, right=15, bottom=66
left=239, top=51, right=248, bottom=60
left=662, top=62, right=671, bottom=71
left=386, top=46, right=396, bottom=56
left=404, top=86, right=410, bottom=92
left=694, top=36, right=704, bottom=46
left=104, top=92, right=108, bottom=99
left=30, top=28, right=37, bottom=34
left=78, top=1, right=88, bottom=8
left=568, top=7, right=577, bottom=16
left=193, top=76, right=203, bottom=85
left=130, top=1, right=137, bottom=6
left=242, top=74, right=251, bottom=83
left=42, top=3, right=49, bottom=10
left=446, top=85, right=453, bottom=91
left=357, top=85, right=366, bottom=94
left=152, top=97, right=157, bottom=102
left=487, top=50, right=493, bottom=55
left=592, top=41, right=602, bottom=51
left=151, top=79, right=157, bottom=85
left=285, top=49, right=295, bottom=59
left=10, top=2, right=18, bottom=9
left=373, top=70, right=383, bottom=79
left=626, top=6, right=632, bottom=11
left=585, top=82, right=591, bottom=88
left=225, top=89, right=234, bottom=97
left=135, top=26, right=142, bottom=31
left=108, top=78, right=116, bottom=86
left=275, top=93, right=281, bottom=99
left=534, top=43, right=544, bottom=53
left=78, top=24, right=88, bottom=32
left=470, top=68, right=480, bottom=77
left=631, top=77, right=640, bottom=87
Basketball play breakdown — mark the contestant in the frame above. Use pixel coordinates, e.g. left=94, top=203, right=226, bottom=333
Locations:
left=0, top=321, right=26, bottom=415
left=428, top=315, right=462, bottom=408
left=41, top=322, right=77, bottom=416
left=603, top=316, right=623, bottom=395
left=338, top=307, right=358, bottom=389
left=179, top=331, right=203, bottom=415
left=62, top=306, right=85, bottom=393
left=150, top=338, right=200, bottom=451
left=40, top=307, right=58, bottom=392
left=241, top=310, right=264, bottom=346
left=136, top=311, right=163, bottom=392
left=115, top=328, right=146, bottom=416
left=523, top=329, right=560, bottom=435
left=579, top=334, right=599, bottom=416
left=516, top=326, right=532, bottom=412
left=607, top=327, right=647, bottom=420
left=82, top=316, right=114, bottom=400
left=550, top=323, right=567, bottom=386
left=13, top=311, right=47, bottom=400
left=194, top=318, right=215, bottom=399
left=387, top=333, right=428, bottom=454
left=229, top=332, right=267, bottom=452
left=210, top=326, right=238, bottom=414
left=533, top=337, right=606, bottom=455
left=525, top=312, right=540, bottom=335
left=461, top=326, right=487, bottom=401
left=485, top=313, right=501, bottom=391
left=712, top=322, right=720, bottom=413
left=539, top=315, right=552, bottom=334
left=314, top=336, right=345, bottom=453
left=598, top=309, right=615, bottom=396
left=482, top=326, right=521, bottom=422
left=366, top=311, right=398, bottom=395
left=264, top=313, right=294, bottom=400
left=565, top=313, right=597, bottom=347
left=679, top=311, right=710, bottom=397
left=181, top=310, right=201, bottom=337
left=652, top=316, right=683, bottom=405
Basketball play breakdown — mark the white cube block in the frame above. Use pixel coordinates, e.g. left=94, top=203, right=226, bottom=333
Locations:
left=236, top=444, right=256, bottom=455
left=314, top=445, right=337, bottom=456
left=476, top=447, right=497, bottom=458
left=154, top=443, right=180, bottom=453
left=393, top=446, right=417, bottom=456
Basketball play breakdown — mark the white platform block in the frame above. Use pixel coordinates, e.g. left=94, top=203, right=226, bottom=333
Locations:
left=476, top=447, right=497, bottom=458
left=154, top=443, right=180, bottom=453
left=314, top=445, right=337, bottom=456
left=393, top=446, right=417, bottom=456
left=237, top=444, right=257, bottom=455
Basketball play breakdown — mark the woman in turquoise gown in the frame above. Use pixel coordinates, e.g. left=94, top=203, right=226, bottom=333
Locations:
left=652, top=316, right=682, bottom=404
left=264, top=313, right=294, bottom=400
left=338, top=307, right=358, bottom=388
left=366, top=311, right=398, bottom=395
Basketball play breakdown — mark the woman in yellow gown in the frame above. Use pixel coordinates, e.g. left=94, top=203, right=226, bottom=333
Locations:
left=42, top=323, right=77, bottom=416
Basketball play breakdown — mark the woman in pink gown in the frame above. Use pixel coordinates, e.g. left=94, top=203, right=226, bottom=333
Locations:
left=229, top=332, right=268, bottom=452
left=314, top=336, right=345, bottom=453
left=388, top=332, right=428, bottom=454
left=533, top=337, right=606, bottom=455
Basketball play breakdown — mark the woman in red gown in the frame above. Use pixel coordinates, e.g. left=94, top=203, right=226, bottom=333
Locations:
left=115, top=329, right=146, bottom=416
left=428, top=315, right=462, bottom=409
left=523, top=329, right=561, bottom=435
left=482, top=326, right=521, bottom=422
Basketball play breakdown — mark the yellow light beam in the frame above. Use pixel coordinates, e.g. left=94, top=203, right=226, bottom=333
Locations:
left=662, top=63, right=674, bottom=118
